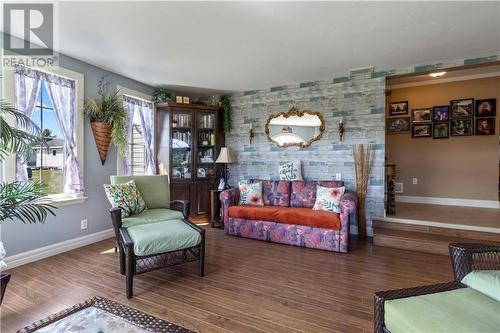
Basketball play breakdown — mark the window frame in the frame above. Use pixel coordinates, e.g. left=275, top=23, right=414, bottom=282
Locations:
left=1, top=66, right=86, bottom=206
left=116, top=87, right=154, bottom=176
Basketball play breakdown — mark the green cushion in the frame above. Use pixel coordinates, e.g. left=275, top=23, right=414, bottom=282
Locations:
left=111, top=175, right=170, bottom=209
left=462, top=270, right=500, bottom=302
left=126, top=219, right=201, bottom=256
left=122, top=208, right=184, bottom=228
left=384, top=288, right=500, bottom=333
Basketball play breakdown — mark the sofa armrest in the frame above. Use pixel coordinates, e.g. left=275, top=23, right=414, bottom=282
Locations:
left=220, top=188, right=240, bottom=224
left=449, top=243, right=500, bottom=282
left=110, top=208, right=123, bottom=240
left=340, top=190, right=357, bottom=214
left=374, top=282, right=464, bottom=333
left=170, top=200, right=190, bottom=219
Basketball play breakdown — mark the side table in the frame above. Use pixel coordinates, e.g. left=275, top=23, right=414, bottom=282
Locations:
left=209, top=189, right=223, bottom=228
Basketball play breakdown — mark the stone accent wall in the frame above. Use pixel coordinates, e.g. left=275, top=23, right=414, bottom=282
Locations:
left=227, top=55, right=499, bottom=235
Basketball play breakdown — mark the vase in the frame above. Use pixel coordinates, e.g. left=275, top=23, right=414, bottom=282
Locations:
left=90, top=121, right=113, bottom=165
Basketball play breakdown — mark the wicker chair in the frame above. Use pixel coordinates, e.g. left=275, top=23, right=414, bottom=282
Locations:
left=374, top=243, right=500, bottom=333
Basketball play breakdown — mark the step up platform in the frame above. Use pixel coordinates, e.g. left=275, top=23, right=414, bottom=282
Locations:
left=373, top=203, right=500, bottom=255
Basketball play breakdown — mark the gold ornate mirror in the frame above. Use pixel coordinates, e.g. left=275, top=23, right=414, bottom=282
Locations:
left=265, top=107, right=325, bottom=148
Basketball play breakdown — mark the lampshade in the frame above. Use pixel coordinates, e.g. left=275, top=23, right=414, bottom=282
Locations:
left=215, top=147, right=236, bottom=164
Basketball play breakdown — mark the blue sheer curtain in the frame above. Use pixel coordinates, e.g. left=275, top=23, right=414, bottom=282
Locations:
left=123, top=95, right=156, bottom=175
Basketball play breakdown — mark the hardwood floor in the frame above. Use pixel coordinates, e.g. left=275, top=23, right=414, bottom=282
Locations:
left=1, top=228, right=454, bottom=333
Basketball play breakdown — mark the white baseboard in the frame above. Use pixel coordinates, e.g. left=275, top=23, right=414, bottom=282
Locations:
left=396, top=195, right=499, bottom=209
left=4, top=229, right=114, bottom=269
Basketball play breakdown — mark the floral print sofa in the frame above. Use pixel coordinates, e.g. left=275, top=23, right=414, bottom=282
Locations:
left=220, top=180, right=357, bottom=253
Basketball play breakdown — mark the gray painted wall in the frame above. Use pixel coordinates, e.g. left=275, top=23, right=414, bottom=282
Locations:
left=1, top=52, right=154, bottom=256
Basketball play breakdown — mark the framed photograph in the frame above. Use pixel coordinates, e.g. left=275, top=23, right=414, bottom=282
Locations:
left=433, top=122, right=449, bottom=139
left=389, top=101, right=408, bottom=116
left=411, top=108, right=432, bottom=123
left=176, top=96, right=183, bottom=103
left=432, top=106, right=450, bottom=122
left=451, top=98, right=474, bottom=118
left=387, top=117, right=411, bottom=134
left=475, top=99, right=496, bottom=118
left=451, top=118, right=473, bottom=136
left=197, top=167, right=207, bottom=178
left=475, top=118, right=495, bottom=135
left=412, top=124, right=432, bottom=138
left=183, top=96, right=190, bottom=104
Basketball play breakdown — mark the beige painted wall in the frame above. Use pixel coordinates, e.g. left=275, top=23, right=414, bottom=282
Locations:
left=386, top=76, right=500, bottom=201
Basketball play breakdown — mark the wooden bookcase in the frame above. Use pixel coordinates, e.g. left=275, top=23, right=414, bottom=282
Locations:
left=155, top=102, right=224, bottom=217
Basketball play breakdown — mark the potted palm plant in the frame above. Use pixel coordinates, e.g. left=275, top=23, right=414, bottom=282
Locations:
left=84, top=76, right=127, bottom=165
left=0, top=100, right=56, bottom=304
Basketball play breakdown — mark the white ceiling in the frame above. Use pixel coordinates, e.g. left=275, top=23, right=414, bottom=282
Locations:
left=54, top=1, right=500, bottom=92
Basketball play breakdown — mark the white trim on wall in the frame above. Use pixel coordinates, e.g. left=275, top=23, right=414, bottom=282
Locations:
left=3, top=228, right=114, bottom=269
left=396, top=195, right=500, bottom=209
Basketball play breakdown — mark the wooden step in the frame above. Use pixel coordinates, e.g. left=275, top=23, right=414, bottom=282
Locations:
left=373, top=219, right=500, bottom=256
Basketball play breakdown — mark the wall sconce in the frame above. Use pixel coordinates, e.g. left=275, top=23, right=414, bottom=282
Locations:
left=338, top=117, right=345, bottom=142
left=249, top=123, right=255, bottom=144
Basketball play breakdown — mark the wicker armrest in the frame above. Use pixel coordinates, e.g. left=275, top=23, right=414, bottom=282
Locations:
left=374, top=282, right=464, bottom=333
left=170, top=200, right=190, bottom=219
left=119, top=227, right=134, bottom=248
left=449, top=243, right=500, bottom=282
left=183, top=218, right=205, bottom=235
left=110, top=208, right=123, bottom=239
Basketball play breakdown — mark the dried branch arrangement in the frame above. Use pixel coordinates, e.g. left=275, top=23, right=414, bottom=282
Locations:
left=352, top=144, right=374, bottom=239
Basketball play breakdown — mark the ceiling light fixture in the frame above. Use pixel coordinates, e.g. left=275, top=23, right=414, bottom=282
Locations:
left=429, top=71, right=446, bottom=78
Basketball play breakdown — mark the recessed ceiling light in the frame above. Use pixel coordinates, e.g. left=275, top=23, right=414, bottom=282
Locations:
left=429, top=71, right=446, bottom=78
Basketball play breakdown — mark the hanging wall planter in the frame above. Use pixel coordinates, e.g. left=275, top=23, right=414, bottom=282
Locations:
left=90, top=121, right=113, bottom=165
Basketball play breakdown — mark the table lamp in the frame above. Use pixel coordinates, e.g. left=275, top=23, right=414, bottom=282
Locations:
left=215, top=147, right=236, bottom=189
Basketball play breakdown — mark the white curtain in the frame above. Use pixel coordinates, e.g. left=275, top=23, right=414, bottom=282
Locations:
left=45, top=73, right=84, bottom=193
left=14, top=66, right=41, bottom=182
left=123, top=96, right=156, bottom=175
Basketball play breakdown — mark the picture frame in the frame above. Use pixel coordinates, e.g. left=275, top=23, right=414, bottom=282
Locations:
left=451, top=118, right=473, bottom=136
left=450, top=98, right=474, bottom=118
left=389, top=101, right=408, bottom=116
left=386, top=116, right=411, bottom=134
left=183, top=96, right=190, bottom=104
left=475, top=99, right=496, bottom=118
left=411, top=108, right=432, bottom=123
left=176, top=96, right=183, bottom=103
left=412, top=123, right=432, bottom=138
left=197, top=167, right=207, bottom=178
left=432, top=122, right=449, bottom=139
left=475, top=118, right=495, bottom=136
left=432, top=106, right=450, bottom=122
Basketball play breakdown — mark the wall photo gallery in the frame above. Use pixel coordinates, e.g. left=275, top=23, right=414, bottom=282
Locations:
left=387, top=98, right=496, bottom=138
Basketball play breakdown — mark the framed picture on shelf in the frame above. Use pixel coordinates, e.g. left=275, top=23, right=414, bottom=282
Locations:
left=176, top=96, right=183, bottom=103
left=412, top=123, right=432, bottom=138
left=183, top=96, right=190, bottom=104
left=389, top=101, right=408, bottom=116
left=197, top=167, right=207, bottom=178
left=433, top=122, right=449, bottom=139
left=475, top=118, right=495, bottom=135
left=451, top=118, right=473, bottom=136
left=451, top=98, right=474, bottom=118
left=475, top=99, right=496, bottom=118
left=432, top=106, right=450, bottom=122
left=411, top=108, right=432, bottom=123
left=386, top=116, right=411, bottom=134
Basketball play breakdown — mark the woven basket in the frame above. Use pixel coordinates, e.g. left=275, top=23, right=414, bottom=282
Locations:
left=90, top=121, right=112, bottom=165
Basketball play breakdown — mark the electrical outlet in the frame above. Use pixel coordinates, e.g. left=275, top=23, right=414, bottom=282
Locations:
left=81, top=219, right=88, bottom=230
left=335, top=173, right=342, bottom=181
left=412, top=178, right=418, bottom=185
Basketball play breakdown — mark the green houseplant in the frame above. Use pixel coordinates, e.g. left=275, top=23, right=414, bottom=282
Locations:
left=0, top=100, right=56, bottom=304
left=84, top=76, right=127, bottom=164
left=152, top=88, right=173, bottom=103
left=220, top=95, right=232, bottom=133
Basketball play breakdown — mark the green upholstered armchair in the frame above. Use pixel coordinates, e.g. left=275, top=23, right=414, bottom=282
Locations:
left=109, top=175, right=205, bottom=298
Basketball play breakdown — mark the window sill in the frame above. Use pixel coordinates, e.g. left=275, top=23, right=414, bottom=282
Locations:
left=41, top=194, right=88, bottom=207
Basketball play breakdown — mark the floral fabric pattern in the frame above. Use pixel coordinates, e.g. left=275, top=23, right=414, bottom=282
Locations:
left=238, top=181, right=264, bottom=206
left=290, top=180, right=344, bottom=208
left=313, top=185, right=345, bottom=213
left=250, top=180, right=291, bottom=206
left=104, top=180, right=147, bottom=218
left=278, top=161, right=303, bottom=180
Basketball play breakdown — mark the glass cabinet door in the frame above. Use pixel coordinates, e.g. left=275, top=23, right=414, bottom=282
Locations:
left=196, top=112, right=216, bottom=179
left=171, top=111, right=192, bottom=180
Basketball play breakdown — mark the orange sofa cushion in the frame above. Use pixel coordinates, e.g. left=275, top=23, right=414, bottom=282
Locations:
left=228, top=205, right=340, bottom=230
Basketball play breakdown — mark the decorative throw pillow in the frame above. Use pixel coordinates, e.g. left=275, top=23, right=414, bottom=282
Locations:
left=104, top=180, right=147, bottom=217
left=312, top=185, right=345, bottom=213
left=278, top=161, right=303, bottom=181
left=238, top=181, right=264, bottom=206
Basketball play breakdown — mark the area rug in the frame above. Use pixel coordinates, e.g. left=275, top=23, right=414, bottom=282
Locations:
left=17, top=296, right=194, bottom=333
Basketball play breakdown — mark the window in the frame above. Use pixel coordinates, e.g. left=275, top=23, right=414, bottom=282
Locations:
left=128, top=123, right=146, bottom=175
left=28, top=82, right=65, bottom=194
